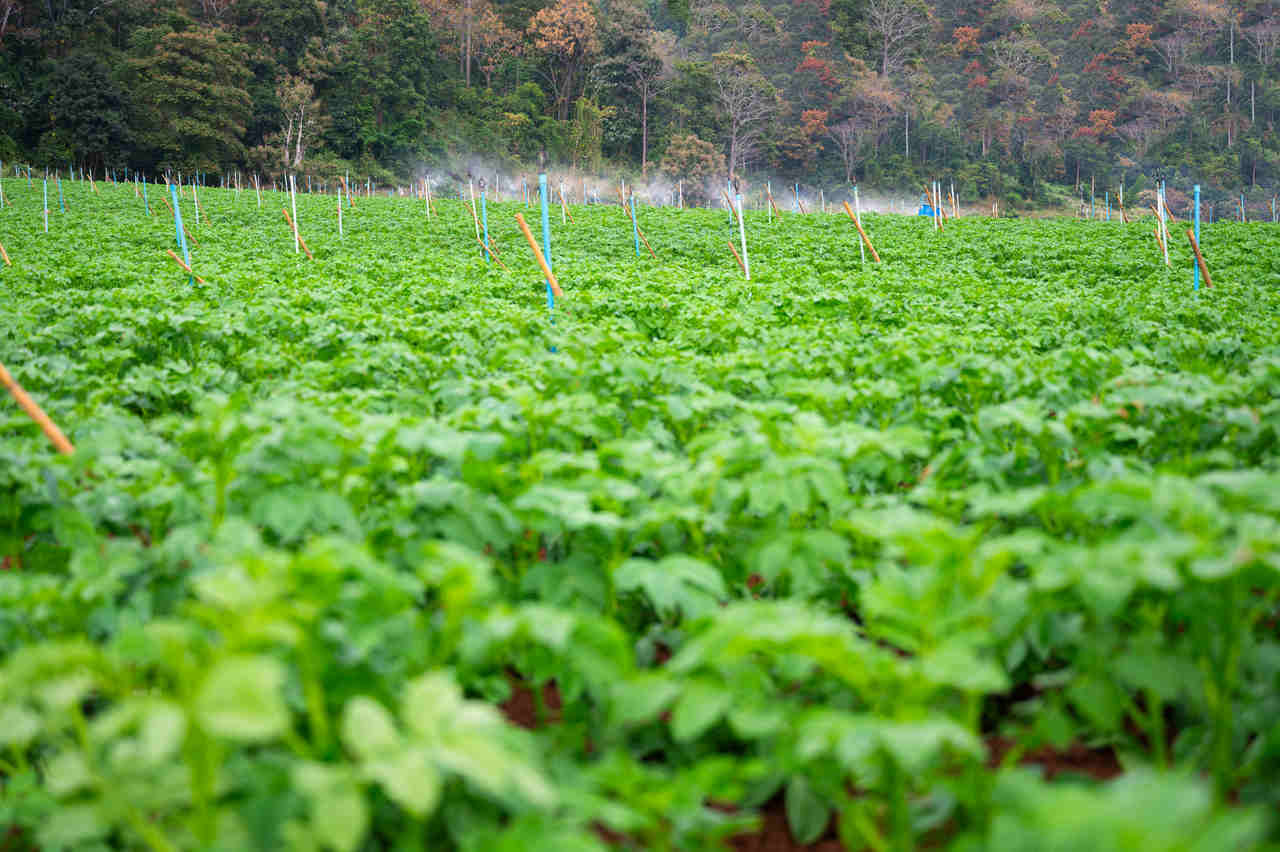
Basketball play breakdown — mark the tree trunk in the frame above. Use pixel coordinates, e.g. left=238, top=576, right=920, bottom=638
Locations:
left=640, top=86, right=648, bottom=178
left=464, top=0, right=473, bottom=87
left=294, top=103, right=305, bottom=167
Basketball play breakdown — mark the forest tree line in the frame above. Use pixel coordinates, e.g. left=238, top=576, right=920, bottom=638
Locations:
left=1, top=0, right=1278, bottom=207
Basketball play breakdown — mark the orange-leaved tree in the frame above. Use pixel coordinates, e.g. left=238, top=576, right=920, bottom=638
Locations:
left=528, top=0, right=600, bottom=121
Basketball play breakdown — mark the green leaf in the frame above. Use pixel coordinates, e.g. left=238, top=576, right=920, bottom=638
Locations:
left=0, top=703, right=41, bottom=747
left=670, top=679, right=731, bottom=743
left=294, top=764, right=369, bottom=852
left=785, top=776, right=829, bottom=844
left=615, top=555, right=727, bottom=621
left=366, top=748, right=442, bottom=818
left=195, top=655, right=290, bottom=743
left=340, top=696, right=401, bottom=761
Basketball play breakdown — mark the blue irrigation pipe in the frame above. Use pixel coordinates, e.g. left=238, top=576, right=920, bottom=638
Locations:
left=1105, top=191, right=1109, bottom=221
left=1193, top=185, right=1201, bottom=292
left=170, top=184, right=193, bottom=286
left=480, top=190, right=490, bottom=263
left=631, top=194, right=640, bottom=257
left=42, top=179, right=48, bottom=232
left=143, top=180, right=150, bottom=216
left=538, top=173, right=553, bottom=313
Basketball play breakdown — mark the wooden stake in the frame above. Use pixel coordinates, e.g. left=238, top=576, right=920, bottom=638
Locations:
left=475, top=236, right=511, bottom=271
left=161, top=197, right=201, bottom=247
left=1150, top=204, right=1170, bottom=266
left=165, top=249, right=207, bottom=284
left=766, top=185, right=781, bottom=217
left=282, top=208, right=313, bottom=260
left=0, top=240, right=9, bottom=266
left=0, top=362, right=74, bottom=454
left=1185, top=228, right=1213, bottom=289
left=843, top=202, right=882, bottom=263
left=558, top=184, right=576, bottom=223
left=515, top=212, right=564, bottom=299
left=616, top=187, right=658, bottom=259
left=727, top=239, right=746, bottom=275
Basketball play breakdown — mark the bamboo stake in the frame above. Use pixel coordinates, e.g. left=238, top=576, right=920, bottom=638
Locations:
left=161, top=197, right=200, bottom=247
left=1185, top=228, right=1213, bottom=289
left=514, top=213, right=564, bottom=299
left=727, top=239, right=746, bottom=275
left=282, top=208, right=313, bottom=260
left=475, top=236, right=510, bottom=271
left=558, top=184, right=576, bottom=223
left=843, top=202, right=882, bottom=262
left=616, top=187, right=658, bottom=258
left=0, top=362, right=74, bottom=454
left=766, top=185, right=781, bottom=217
left=468, top=193, right=484, bottom=256
left=165, top=249, right=207, bottom=284
left=733, top=195, right=750, bottom=279
left=1150, top=204, right=1170, bottom=266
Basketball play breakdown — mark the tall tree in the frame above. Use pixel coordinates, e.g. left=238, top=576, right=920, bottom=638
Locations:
left=29, top=52, right=132, bottom=169
left=598, top=6, right=674, bottom=176
left=866, top=0, right=929, bottom=78
left=711, top=51, right=774, bottom=174
left=129, top=27, right=253, bottom=170
left=529, top=0, right=599, bottom=120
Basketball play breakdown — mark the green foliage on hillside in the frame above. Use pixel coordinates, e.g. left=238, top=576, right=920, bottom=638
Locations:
left=1, top=0, right=1278, bottom=201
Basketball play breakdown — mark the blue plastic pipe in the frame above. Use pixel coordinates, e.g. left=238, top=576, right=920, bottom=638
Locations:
left=539, top=173, right=553, bottom=312
left=170, top=184, right=193, bottom=285
left=1193, top=185, right=1201, bottom=292
left=631, top=194, right=640, bottom=256
left=480, top=190, right=490, bottom=263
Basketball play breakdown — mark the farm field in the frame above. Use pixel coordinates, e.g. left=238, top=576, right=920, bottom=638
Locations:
left=1, top=177, right=1279, bottom=851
